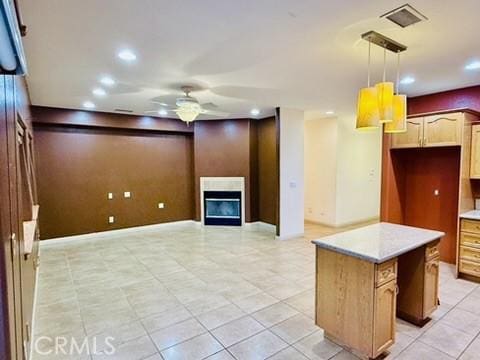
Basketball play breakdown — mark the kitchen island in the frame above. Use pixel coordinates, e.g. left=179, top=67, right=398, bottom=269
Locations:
left=312, top=222, right=444, bottom=359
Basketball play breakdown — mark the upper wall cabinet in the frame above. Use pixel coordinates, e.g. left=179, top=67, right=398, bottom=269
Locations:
left=391, top=118, right=424, bottom=149
left=470, top=124, right=480, bottom=179
left=391, top=112, right=464, bottom=149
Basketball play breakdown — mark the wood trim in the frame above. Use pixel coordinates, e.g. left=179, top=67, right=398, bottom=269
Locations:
left=275, top=107, right=280, bottom=236
left=31, top=106, right=194, bottom=134
left=408, top=108, right=480, bottom=118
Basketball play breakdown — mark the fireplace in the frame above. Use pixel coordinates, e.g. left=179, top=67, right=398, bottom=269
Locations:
left=204, top=191, right=242, bottom=226
left=200, top=177, right=245, bottom=226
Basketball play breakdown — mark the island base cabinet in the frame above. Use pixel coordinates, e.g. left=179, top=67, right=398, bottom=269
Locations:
left=373, top=281, right=397, bottom=357
left=316, top=248, right=397, bottom=359
left=397, top=241, right=440, bottom=325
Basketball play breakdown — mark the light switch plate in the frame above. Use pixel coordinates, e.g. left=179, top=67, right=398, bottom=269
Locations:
left=108, top=216, right=114, bottom=224
left=158, top=203, right=165, bottom=209
left=108, top=192, right=113, bottom=200
left=124, top=191, right=131, bottom=198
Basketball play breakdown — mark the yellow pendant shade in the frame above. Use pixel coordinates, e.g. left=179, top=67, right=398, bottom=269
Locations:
left=356, top=87, right=380, bottom=131
left=375, top=82, right=394, bottom=123
left=384, top=94, right=407, bottom=133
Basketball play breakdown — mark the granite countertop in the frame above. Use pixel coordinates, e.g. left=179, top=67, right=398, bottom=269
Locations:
left=460, top=210, right=480, bottom=221
left=312, top=222, right=445, bottom=263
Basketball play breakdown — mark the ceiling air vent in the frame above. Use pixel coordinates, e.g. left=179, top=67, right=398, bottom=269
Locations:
left=114, top=108, right=133, bottom=113
left=380, top=4, right=427, bottom=28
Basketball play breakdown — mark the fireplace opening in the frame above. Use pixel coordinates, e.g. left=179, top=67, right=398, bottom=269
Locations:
left=204, top=191, right=242, bottom=226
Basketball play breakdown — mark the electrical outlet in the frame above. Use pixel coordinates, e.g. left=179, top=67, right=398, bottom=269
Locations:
left=158, top=203, right=165, bottom=209
left=124, top=191, right=131, bottom=198
left=108, top=192, right=113, bottom=200
left=108, top=216, right=114, bottom=224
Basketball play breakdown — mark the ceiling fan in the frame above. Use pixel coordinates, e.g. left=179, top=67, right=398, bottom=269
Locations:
left=145, top=86, right=229, bottom=124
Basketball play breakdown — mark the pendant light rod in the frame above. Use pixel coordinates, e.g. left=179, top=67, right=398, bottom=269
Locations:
left=396, top=51, right=400, bottom=94
left=382, top=45, right=387, bottom=82
left=361, top=30, right=407, bottom=53
left=367, top=40, right=371, bottom=87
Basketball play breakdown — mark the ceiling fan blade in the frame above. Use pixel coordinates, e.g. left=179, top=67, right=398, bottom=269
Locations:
left=201, top=109, right=230, bottom=117
left=200, top=102, right=219, bottom=110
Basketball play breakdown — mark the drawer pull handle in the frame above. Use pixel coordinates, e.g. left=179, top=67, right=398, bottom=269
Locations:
left=382, top=269, right=392, bottom=278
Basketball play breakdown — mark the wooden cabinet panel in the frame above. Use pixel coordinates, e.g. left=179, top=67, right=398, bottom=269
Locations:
left=375, top=260, right=397, bottom=287
left=470, top=125, right=480, bottom=178
left=460, top=259, right=480, bottom=277
left=461, top=219, right=480, bottom=235
left=391, top=117, right=423, bottom=149
left=423, top=258, right=439, bottom=318
left=423, top=113, right=463, bottom=147
left=460, top=246, right=480, bottom=263
left=373, top=280, right=396, bottom=357
left=460, top=232, right=480, bottom=249
left=425, top=241, right=440, bottom=261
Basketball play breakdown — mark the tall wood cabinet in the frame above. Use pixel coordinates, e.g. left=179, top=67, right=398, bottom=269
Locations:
left=391, top=112, right=464, bottom=149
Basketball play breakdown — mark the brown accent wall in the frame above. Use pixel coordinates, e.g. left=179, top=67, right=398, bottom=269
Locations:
left=34, top=125, right=194, bottom=239
left=257, top=117, right=278, bottom=225
left=193, top=119, right=256, bottom=222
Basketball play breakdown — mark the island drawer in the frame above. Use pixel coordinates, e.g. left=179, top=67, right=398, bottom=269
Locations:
left=460, top=232, right=480, bottom=249
left=375, top=260, right=397, bottom=287
left=460, top=246, right=480, bottom=263
left=425, top=241, right=440, bottom=261
left=461, top=219, right=480, bottom=234
left=459, top=259, right=480, bottom=277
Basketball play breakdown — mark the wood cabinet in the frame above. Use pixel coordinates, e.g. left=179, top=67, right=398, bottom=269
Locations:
left=391, top=117, right=424, bottom=149
left=459, top=219, right=480, bottom=279
left=316, top=248, right=397, bottom=359
left=373, top=280, right=396, bottom=356
left=423, top=258, right=440, bottom=317
left=391, top=112, right=464, bottom=149
left=470, top=125, right=480, bottom=178
left=396, top=240, right=440, bottom=325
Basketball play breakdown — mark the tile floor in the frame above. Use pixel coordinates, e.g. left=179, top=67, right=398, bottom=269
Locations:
left=32, top=221, right=480, bottom=359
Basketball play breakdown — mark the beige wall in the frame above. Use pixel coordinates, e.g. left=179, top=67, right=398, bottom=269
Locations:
left=304, top=114, right=337, bottom=225
left=304, top=112, right=381, bottom=227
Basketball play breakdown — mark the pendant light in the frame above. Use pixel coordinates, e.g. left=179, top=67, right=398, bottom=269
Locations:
left=356, top=40, right=380, bottom=131
left=385, top=52, right=407, bottom=133
left=375, top=45, right=394, bottom=123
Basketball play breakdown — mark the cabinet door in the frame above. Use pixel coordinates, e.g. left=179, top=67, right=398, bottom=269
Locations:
left=390, top=117, right=423, bottom=149
left=423, top=258, right=439, bottom=318
left=373, top=280, right=396, bottom=357
left=471, top=125, right=480, bottom=178
left=423, top=112, right=463, bottom=147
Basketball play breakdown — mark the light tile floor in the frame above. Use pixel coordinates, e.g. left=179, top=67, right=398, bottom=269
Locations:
left=32, top=222, right=480, bottom=359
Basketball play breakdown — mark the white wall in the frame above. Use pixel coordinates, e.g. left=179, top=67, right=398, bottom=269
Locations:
left=335, top=115, right=382, bottom=226
left=279, top=108, right=305, bottom=239
left=303, top=112, right=381, bottom=227
left=304, top=114, right=337, bottom=226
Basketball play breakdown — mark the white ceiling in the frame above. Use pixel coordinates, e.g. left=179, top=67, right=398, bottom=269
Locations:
left=19, top=0, right=480, bottom=120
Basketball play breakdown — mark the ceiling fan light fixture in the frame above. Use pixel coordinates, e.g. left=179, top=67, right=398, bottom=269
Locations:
left=176, top=108, right=199, bottom=123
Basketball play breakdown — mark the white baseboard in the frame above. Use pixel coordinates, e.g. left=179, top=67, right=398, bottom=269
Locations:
left=305, top=217, right=379, bottom=228
left=275, top=232, right=304, bottom=241
left=41, top=220, right=196, bottom=244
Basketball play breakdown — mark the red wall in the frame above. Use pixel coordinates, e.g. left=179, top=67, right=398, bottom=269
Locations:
left=408, top=85, right=480, bottom=115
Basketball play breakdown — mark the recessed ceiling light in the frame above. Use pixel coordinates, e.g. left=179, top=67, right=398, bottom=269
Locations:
left=465, top=61, right=480, bottom=71
left=100, top=76, right=115, bottom=86
left=83, top=101, right=95, bottom=109
left=325, top=110, right=335, bottom=115
left=400, top=76, right=416, bottom=85
left=158, top=109, right=168, bottom=116
left=92, top=88, right=106, bottom=97
left=117, top=49, right=137, bottom=62
left=250, top=108, right=260, bottom=116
